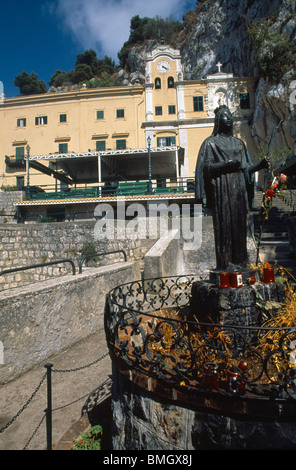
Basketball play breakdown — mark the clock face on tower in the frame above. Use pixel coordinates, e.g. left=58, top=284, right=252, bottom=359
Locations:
left=157, top=60, right=171, bottom=74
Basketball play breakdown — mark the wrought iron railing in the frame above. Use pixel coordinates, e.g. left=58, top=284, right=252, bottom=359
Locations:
left=24, top=177, right=195, bottom=201
left=105, top=275, right=296, bottom=401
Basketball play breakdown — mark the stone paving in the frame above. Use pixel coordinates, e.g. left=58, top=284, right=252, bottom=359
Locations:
left=0, top=329, right=112, bottom=450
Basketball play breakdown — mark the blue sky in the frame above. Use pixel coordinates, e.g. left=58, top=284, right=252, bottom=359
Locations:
left=0, top=0, right=196, bottom=98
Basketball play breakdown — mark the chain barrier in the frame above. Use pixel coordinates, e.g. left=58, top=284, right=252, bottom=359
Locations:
left=0, top=371, right=47, bottom=434
left=0, top=351, right=110, bottom=450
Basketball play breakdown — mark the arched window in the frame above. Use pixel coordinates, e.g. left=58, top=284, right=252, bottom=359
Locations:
left=168, top=77, right=174, bottom=88
left=155, top=77, right=161, bottom=89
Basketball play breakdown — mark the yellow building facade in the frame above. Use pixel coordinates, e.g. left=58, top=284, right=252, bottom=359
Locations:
left=0, top=45, right=258, bottom=207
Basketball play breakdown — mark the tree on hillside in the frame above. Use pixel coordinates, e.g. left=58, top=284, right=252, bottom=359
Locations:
left=14, top=71, right=47, bottom=95
left=49, top=49, right=116, bottom=87
left=248, top=16, right=296, bottom=83
left=48, top=70, right=71, bottom=87
left=118, top=15, right=183, bottom=68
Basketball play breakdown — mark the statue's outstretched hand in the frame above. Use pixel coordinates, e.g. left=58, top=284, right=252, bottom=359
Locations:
left=248, top=157, right=269, bottom=175
left=227, top=160, right=241, bottom=171
left=260, top=157, right=269, bottom=169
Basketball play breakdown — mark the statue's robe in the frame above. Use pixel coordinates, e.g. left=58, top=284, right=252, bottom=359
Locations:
left=195, top=134, right=254, bottom=270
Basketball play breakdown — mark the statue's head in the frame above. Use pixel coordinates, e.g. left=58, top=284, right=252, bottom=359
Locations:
left=213, top=105, right=233, bottom=136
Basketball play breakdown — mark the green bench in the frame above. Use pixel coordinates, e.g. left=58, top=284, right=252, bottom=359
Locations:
left=154, top=187, right=178, bottom=195
left=64, top=188, right=99, bottom=198
left=117, top=181, right=148, bottom=196
left=33, top=191, right=63, bottom=200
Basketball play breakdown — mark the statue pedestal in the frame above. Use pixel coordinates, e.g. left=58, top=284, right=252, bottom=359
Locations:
left=190, top=274, right=286, bottom=326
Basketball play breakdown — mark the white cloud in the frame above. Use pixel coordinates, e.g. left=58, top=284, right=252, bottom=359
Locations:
left=53, top=0, right=195, bottom=62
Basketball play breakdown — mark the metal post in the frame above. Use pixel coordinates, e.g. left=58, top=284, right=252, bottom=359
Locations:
left=147, top=136, right=152, bottom=193
left=98, top=153, right=102, bottom=196
left=26, top=144, right=30, bottom=188
left=175, top=147, right=179, bottom=188
left=45, top=363, right=53, bottom=450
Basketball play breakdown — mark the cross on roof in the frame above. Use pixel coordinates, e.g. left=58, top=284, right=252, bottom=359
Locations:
left=216, top=62, right=222, bottom=73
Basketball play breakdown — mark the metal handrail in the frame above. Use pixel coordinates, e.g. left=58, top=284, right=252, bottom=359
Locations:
left=78, top=250, right=127, bottom=273
left=0, top=259, right=76, bottom=277
left=24, top=176, right=196, bottom=201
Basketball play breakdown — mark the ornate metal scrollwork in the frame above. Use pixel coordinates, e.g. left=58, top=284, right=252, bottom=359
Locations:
left=105, top=276, right=296, bottom=400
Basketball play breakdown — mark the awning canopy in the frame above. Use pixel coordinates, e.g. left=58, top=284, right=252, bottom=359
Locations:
left=28, top=146, right=184, bottom=184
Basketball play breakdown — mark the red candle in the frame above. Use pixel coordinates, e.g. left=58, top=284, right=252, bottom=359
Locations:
left=263, top=267, right=275, bottom=283
left=218, top=272, right=230, bottom=289
left=204, top=363, right=219, bottom=390
left=227, top=368, right=245, bottom=394
left=230, top=272, right=243, bottom=288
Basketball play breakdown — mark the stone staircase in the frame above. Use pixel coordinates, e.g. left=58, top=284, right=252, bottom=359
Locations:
left=251, top=190, right=296, bottom=274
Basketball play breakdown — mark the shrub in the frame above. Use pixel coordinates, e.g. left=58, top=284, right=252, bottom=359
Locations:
left=72, top=425, right=103, bottom=450
left=247, top=15, right=296, bottom=83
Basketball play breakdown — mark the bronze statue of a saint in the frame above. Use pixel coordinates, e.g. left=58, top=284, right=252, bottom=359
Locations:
left=195, top=105, right=268, bottom=271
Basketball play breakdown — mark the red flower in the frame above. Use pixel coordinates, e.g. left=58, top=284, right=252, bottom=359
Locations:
left=278, top=173, right=287, bottom=183
left=265, top=189, right=275, bottom=199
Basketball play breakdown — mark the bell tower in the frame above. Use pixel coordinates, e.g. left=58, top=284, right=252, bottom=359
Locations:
left=144, top=45, right=184, bottom=125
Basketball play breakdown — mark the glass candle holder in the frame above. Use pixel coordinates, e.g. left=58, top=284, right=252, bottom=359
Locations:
left=218, top=272, right=230, bottom=289
left=263, top=267, right=275, bottom=283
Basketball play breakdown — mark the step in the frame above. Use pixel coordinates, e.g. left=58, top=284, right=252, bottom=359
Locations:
left=259, top=253, right=296, bottom=267
left=259, top=233, right=288, bottom=239
left=259, top=241, right=291, bottom=253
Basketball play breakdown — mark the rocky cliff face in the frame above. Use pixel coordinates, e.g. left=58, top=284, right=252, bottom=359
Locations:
left=175, top=0, right=290, bottom=79
left=126, top=0, right=296, bottom=158
left=177, top=0, right=296, bottom=157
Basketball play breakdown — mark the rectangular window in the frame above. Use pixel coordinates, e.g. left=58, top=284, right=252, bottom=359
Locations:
left=96, top=140, right=106, bottom=151
left=35, top=116, right=48, bottom=126
left=116, top=109, right=125, bottom=118
left=116, top=139, right=126, bottom=150
left=168, top=105, right=176, bottom=115
left=15, top=146, right=25, bottom=161
left=193, top=96, right=204, bottom=112
left=17, top=118, right=26, bottom=127
left=59, top=143, right=68, bottom=153
left=157, top=136, right=176, bottom=147
left=97, top=110, right=104, bottom=120
left=16, top=176, right=24, bottom=188
left=59, top=114, right=67, bottom=123
left=240, top=93, right=250, bottom=109
left=155, top=106, right=163, bottom=115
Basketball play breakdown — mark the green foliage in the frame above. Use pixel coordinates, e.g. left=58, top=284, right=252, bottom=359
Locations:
left=72, top=425, right=103, bottom=450
left=0, top=185, right=20, bottom=191
left=69, top=63, right=94, bottom=83
left=85, top=73, right=124, bottom=88
left=48, top=49, right=116, bottom=88
left=253, top=143, right=291, bottom=173
left=247, top=15, right=296, bottom=83
left=48, top=70, right=70, bottom=87
left=118, top=15, right=183, bottom=68
left=74, top=50, right=115, bottom=77
left=14, top=71, right=47, bottom=95
left=80, top=241, right=97, bottom=256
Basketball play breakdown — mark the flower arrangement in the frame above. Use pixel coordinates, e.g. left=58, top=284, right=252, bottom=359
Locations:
left=261, top=173, right=287, bottom=218
left=255, top=173, right=287, bottom=265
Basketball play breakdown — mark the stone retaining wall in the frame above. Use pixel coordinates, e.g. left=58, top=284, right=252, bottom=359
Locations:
left=0, top=261, right=140, bottom=384
left=0, top=191, right=23, bottom=224
left=0, top=220, right=154, bottom=290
